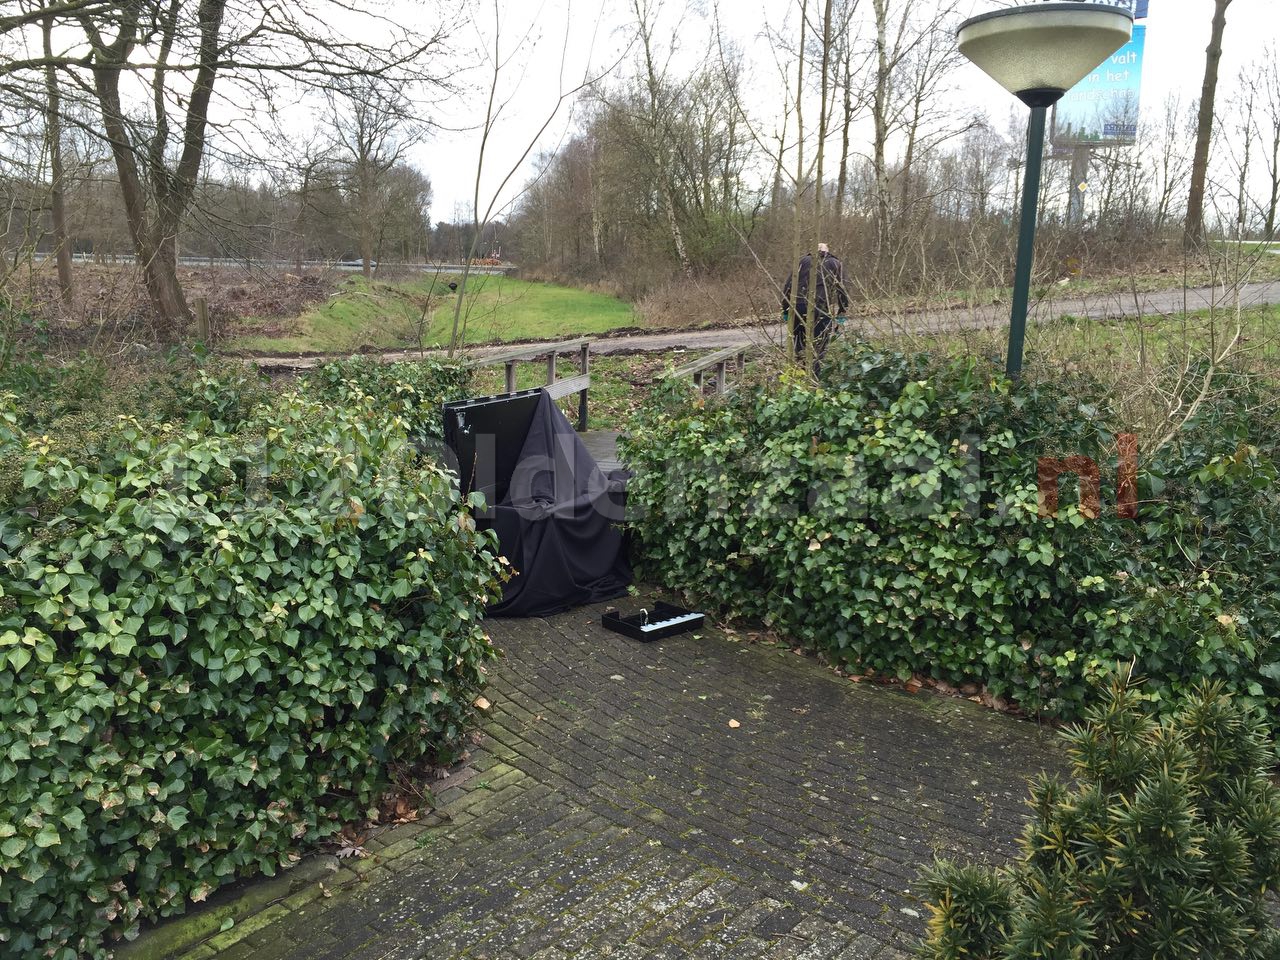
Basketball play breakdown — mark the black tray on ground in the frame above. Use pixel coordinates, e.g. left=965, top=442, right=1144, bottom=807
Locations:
left=602, top=602, right=704, bottom=642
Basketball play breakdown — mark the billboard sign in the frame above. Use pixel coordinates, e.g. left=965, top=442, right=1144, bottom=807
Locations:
left=1066, top=0, right=1147, bottom=16
left=1054, top=22, right=1146, bottom=145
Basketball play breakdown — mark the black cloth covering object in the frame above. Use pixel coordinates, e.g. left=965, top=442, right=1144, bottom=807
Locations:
left=485, top=391, right=631, bottom=617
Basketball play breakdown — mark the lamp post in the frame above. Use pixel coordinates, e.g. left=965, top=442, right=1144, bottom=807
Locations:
left=956, top=2, right=1133, bottom=377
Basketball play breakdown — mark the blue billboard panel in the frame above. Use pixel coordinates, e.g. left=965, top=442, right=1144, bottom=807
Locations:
left=1054, top=23, right=1146, bottom=145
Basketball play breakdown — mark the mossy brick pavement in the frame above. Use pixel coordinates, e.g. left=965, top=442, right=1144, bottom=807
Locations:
left=123, top=592, right=1061, bottom=959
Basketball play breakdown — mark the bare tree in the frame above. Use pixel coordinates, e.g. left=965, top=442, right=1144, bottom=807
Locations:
left=5, top=0, right=453, bottom=335
left=1150, top=93, right=1192, bottom=233
left=326, top=77, right=419, bottom=278
left=270, top=131, right=336, bottom=271
left=1224, top=80, right=1257, bottom=242
left=630, top=0, right=693, bottom=277
left=1253, top=44, right=1280, bottom=240
left=831, top=0, right=861, bottom=222
left=445, top=0, right=626, bottom=355
left=869, top=0, right=901, bottom=260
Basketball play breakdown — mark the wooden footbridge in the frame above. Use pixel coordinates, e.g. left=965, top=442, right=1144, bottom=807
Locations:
left=466, top=336, right=755, bottom=471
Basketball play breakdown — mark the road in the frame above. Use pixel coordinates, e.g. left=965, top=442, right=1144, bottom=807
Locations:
left=242, top=280, right=1280, bottom=370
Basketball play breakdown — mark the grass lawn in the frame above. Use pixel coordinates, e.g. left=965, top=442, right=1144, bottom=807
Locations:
left=221, top=246, right=1280, bottom=356
left=227, top=274, right=638, bottom=354
left=887, top=302, right=1280, bottom=369
left=839, top=244, right=1280, bottom=323
left=1216, top=240, right=1280, bottom=256
left=538, top=305, right=1280, bottom=433
left=869, top=302, right=1280, bottom=438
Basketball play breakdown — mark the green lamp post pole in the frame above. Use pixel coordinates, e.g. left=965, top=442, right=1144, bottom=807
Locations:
left=955, top=1, right=1134, bottom=378
left=1007, top=91, right=1061, bottom=378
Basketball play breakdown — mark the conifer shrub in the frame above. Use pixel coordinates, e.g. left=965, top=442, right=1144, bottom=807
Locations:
left=919, top=679, right=1280, bottom=959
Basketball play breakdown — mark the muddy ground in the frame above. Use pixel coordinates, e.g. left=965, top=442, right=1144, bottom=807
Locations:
left=7, top=262, right=336, bottom=349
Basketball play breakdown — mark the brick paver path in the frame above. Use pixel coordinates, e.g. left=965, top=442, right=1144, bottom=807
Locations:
left=140, top=593, right=1061, bottom=960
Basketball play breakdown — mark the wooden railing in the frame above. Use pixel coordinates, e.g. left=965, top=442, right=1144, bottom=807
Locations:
left=466, top=337, right=592, bottom=430
left=667, top=345, right=752, bottom=395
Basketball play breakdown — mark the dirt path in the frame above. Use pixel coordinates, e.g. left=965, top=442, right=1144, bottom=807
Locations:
left=242, top=280, right=1280, bottom=370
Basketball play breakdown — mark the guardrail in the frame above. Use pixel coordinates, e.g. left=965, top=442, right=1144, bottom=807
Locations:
left=667, top=345, right=752, bottom=395
left=466, top=337, right=592, bottom=430
left=28, top=252, right=516, bottom=276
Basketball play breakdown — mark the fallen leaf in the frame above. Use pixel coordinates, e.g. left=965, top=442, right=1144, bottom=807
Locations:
left=320, top=883, right=332, bottom=899
left=728, top=719, right=741, bottom=729
left=473, top=696, right=491, bottom=711
left=609, top=674, right=625, bottom=681
left=335, top=844, right=367, bottom=860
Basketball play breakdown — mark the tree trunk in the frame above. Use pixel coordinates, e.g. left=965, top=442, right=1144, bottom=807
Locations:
left=94, top=63, right=181, bottom=333
left=722, top=106, right=738, bottom=215
left=87, top=0, right=224, bottom=333
left=661, top=180, right=692, bottom=276
left=43, top=15, right=73, bottom=305
left=871, top=0, right=894, bottom=265
left=294, top=170, right=308, bottom=272
left=770, top=123, right=786, bottom=213
left=788, top=0, right=808, bottom=364
left=359, top=165, right=375, bottom=277
left=834, top=50, right=853, bottom=222
left=805, top=0, right=835, bottom=376
left=143, top=228, right=190, bottom=323
left=1266, top=123, right=1279, bottom=239
left=1185, top=0, right=1232, bottom=248
left=590, top=150, right=605, bottom=267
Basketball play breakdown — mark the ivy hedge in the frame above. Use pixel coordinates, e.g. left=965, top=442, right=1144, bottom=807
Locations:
left=300, top=355, right=472, bottom=443
left=0, top=357, right=498, bottom=958
left=622, top=341, right=1280, bottom=728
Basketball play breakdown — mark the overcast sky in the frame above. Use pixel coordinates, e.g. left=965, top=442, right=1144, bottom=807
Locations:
left=409, top=0, right=1277, bottom=224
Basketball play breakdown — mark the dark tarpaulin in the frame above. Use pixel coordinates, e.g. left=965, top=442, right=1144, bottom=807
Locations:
left=485, top=391, right=631, bottom=617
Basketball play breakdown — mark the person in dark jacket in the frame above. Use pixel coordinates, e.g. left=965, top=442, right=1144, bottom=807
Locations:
left=782, top=242, right=848, bottom=374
